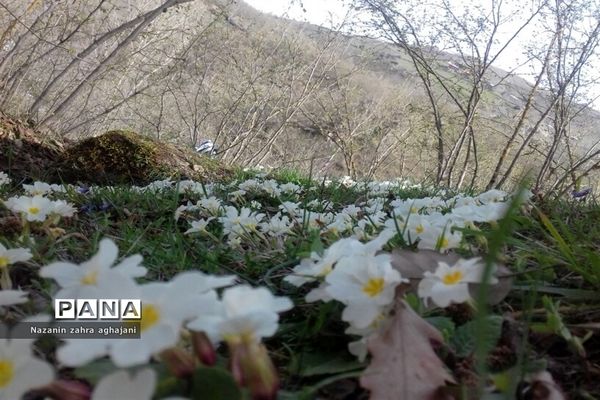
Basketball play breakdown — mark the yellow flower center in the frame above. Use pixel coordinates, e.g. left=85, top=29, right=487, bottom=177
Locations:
left=317, top=264, right=333, bottom=277
left=80, top=271, right=99, bottom=285
left=437, top=235, right=449, bottom=249
left=138, top=304, right=160, bottom=332
left=442, top=270, right=463, bottom=285
left=415, top=224, right=425, bottom=234
left=0, top=257, right=9, bottom=268
left=0, top=359, right=14, bottom=388
left=28, top=206, right=40, bottom=215
left=362, top=278, right=385, bottom=297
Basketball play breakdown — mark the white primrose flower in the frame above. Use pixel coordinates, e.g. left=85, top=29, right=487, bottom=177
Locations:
left=238, top=179, right=261, bottom=192
left=197, top=196, right=222, bottom=216
left=185, top=217, right=214, bottom=234
left=0, top=172, right=10, bottom=186
left=140, top=179, right=174, bottom=192
left=279, top=182, right=300, bottom=194
left=476, top=189, right=508, bottom=204
left=450, top=195, right=477, bottom=208
left=0, top=333, right=54, bottom=399
left=228, top=189, right=247, bottom=201
left=260, top=214, right=292, bottom=237
left=187, top=285, right=293, bottom=344
left=418, top=258, right=498, bottom=307
left=284, top=239, right=359, bottom=287
left=177, top=180, right=205, bottom=195
left=39, top=238, right=147, bottom=299
left=390, top=199, right=422, bottom=216
left=365, top=198, right=385, bottom=214
left=325, top=253, right=406, bottom=328
left=279, top=201, right=301, bottom=217
left=344, top=312, right=387, bottom=361
left=326, top=213, right=353, bottom=235
left=260, top=179, right=281, bottom=197
left=219, top=206, right=265, bottom=237
left=91, top=368, right=156, bottom=400
left=58, top=276, right=216, bottom=368
left=4, top=195, right=53, bottom=222
left=174, top=201, right=198, bottom=221
left=402, top=214, right=433, bottom=243
left=0, top=244, right=32, bottom=270
left=0, top=290, right=28, bottom=306
left=49, top=199, right=76, bottom=217
left=0, top=244, right=33, bottom=289
left=417, top=226, right=462, bottom=252
left=285, top=232, right=395, bottom=289
left=22, top=181, right=65, bottom=196
left=478, top=202, right=510, bottom=222
left=341, top=205, right=361, bottom=218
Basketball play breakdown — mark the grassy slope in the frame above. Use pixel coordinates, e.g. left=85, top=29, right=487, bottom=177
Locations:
left=2, top=168, right=599, bottom=398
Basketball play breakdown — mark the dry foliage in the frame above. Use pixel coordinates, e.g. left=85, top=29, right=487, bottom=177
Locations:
left=360, top=300, right=455, bottom=400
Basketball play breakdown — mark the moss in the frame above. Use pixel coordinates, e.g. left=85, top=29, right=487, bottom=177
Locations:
left=59, top=130, right=232, bottom=185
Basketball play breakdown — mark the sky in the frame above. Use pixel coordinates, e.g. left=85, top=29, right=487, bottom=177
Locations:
left=244, top=0, right=537, bottom=75
left=245, top=0, right=350, bottom=29
left=244, top=0, right=600, bottom=109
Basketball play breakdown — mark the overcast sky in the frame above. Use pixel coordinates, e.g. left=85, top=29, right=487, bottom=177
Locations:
left=244, top=0, right=600, bottom=109
left=245, top=0, right=351, bottom=28
left=244, top=0, right=536, bottom=74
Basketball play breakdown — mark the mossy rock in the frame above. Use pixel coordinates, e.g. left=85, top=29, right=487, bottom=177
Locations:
left=0, top=111, right=64, bottom=183
left=58, top=130, right=231, bottom=185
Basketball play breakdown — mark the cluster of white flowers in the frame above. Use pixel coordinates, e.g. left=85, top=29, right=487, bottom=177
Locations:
left=0, top=236, right=292, bottom=398
left=178, top=176, right=530, bottom=256
left=4, top=194, right=76, bottom=222
left=36, top=238, right=293, bottom=369
left=22, top=181, right=67, bottom=196
left=284, top=232, right=407, bottom=360
left=0, top=171, right=528, bottom=396
left=0, top=171, right=10, bottom=187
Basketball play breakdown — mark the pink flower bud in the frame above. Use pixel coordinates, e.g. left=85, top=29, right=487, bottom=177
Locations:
left=160, top=347, right=196, bottom=378
left=229, top=340, right=279, bottom=400
left=191, top=331, right=217, bottom=366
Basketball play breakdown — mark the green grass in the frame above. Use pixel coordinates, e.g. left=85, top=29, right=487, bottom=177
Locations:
left=2, top=171, right=599, bottom=399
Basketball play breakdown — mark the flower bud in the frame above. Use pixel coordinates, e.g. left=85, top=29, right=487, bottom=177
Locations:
left=35, top=379, right=91, bottom=400
left=160, top=347, right=196, bottom=378
left=229, top=340, right=279, bottom=400
left=191, top=331, right=217, bottom=366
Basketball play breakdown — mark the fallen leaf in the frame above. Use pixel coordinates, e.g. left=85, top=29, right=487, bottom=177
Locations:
left=526, top=371, right=566, bottom=400
left=389, top=249, right=512, bottom=305
left=360, top=300, right=455, bottom=400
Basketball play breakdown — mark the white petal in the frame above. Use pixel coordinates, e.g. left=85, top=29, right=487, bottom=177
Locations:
left=4, top=357, right=54, bottom=399
left=431, top=282, right=471, bottom=307
left=92, top=368, right=156, bottom=400
left=57, top=339, right=109, bottom=367
left=39, top=262, right=82, bottom=287
left=0, top=290, right=28, bottom=306
left=113, top=255, right=147, bottom=278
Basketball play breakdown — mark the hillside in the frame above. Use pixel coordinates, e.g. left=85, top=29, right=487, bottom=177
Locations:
left=0, top=0, right=598, bottom=192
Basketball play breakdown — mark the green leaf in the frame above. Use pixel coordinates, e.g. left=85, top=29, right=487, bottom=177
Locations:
left=74, top=359, right=117, bottom=385
left=294, top=352, right=365, bottom=377
left=425, top=316, right=456, bottom=342
left=191, top=366, right=243, bottom=400
left=536, top=209, right=576, bottom=263
left=451, top=316, right=503, bottom=357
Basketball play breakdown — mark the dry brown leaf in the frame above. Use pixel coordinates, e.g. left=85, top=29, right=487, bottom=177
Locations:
left=389, top=249, right=512, bottom=305
left=360, top=300, right=455, bottom=400
left=526, top=371, right=566, bottom=400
